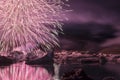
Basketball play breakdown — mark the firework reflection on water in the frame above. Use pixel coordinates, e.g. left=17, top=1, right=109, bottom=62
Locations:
left=0, top=62, right=53, bottom=80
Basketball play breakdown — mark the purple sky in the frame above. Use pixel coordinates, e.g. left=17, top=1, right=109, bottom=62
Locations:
left=59, top=0, right=120, bottom=51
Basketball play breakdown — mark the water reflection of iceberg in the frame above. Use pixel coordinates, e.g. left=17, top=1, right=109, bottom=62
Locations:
left=0, top=62, right=53, bottom=80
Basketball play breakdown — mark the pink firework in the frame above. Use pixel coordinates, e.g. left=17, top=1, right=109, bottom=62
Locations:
left=0, top=62, right=53, bottom=80
left=0, top=0, right=67, bottom=53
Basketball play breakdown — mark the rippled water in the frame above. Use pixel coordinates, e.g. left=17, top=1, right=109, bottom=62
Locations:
left=59, top=63, right=120, bottom=80
left=0, top=62, right=53, bottom=80
left=0, top=62, right=120, bottom=80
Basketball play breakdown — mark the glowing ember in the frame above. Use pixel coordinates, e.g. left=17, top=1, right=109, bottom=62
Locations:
left=0, top=62, right=52, bottom=80
left=0, top=0, right=67, bottom=53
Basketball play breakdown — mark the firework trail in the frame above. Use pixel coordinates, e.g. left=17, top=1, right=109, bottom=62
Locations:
left=0, top=62, right=52, bottom=80
left=0, top=0, right=67, bottom=54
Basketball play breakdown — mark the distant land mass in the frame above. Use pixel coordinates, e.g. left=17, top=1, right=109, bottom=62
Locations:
left=98, top=44, right=120, bottom=54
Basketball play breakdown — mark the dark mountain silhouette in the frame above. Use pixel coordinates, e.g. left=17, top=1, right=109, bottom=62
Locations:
left=99, top=45, right=120, bottom=54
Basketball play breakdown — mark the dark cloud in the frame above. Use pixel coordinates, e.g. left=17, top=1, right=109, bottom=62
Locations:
left=61, top=22, right=117, bottom=42
left=59, top=22, right=117, bottom=52
left=66, top=0, right=120, bottom=24
left=60, top=0, right=120, bottom=51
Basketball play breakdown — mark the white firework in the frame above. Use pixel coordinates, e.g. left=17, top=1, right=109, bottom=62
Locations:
left=0, top=0, right=67, bottom=53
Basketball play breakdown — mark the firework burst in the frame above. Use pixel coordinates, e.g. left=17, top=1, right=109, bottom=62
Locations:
left=0, top=62, right=52, bottom=80
left=0, top=0, right=67, bottom=53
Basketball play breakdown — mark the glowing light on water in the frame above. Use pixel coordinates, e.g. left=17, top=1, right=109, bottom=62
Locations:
left=0, top=62, right=52, bottom=80
left=0, top=0, right=68, bottom=53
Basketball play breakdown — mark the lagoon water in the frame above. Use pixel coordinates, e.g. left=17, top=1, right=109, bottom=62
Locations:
left=59, top=63, right=120, bottom=80
left=0, top=62, right=120, bottom=80
left=0, top=62, right=53, bottom=80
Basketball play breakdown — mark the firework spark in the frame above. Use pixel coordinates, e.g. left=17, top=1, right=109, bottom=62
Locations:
left=0, top=0, right=67, bottom=53
left=0, top=62, right=52, bottom=80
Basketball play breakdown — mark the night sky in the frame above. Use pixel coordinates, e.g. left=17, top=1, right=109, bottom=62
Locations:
left=59, top=0, right=120, bottom=52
